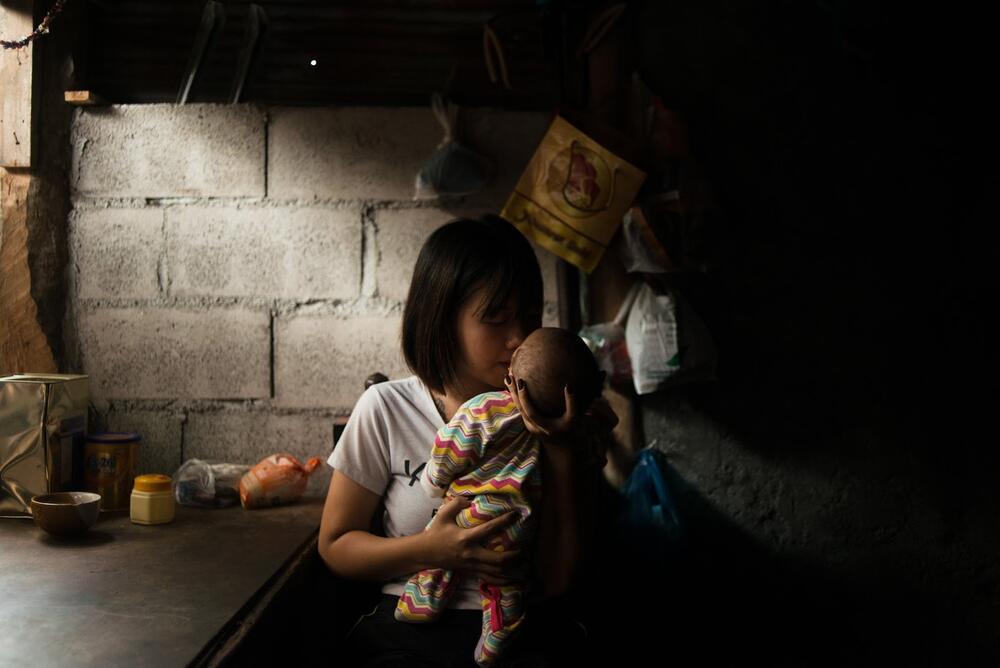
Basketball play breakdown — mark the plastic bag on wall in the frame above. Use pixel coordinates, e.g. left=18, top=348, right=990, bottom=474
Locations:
left=620, top=445, right=682, bottom=545
left=579, top=282, right=639, bottom=386
left=625, top=282, right=681, bottom=394
left=414, top=94, right=492, bottom=199
left=501, top=115, right=646, bottom=273
left=619, top=205, right=675, bottom=273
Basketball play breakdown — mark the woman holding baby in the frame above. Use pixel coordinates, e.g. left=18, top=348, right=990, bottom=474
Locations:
left=318, top=215, right=616, bottom=667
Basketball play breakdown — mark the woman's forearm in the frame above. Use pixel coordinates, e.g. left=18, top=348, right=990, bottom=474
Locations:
left=535, top=444, right=580, bottom=597
left=320, top=529, right=431, bottom=582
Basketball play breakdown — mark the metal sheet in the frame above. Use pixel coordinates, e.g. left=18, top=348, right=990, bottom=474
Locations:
left=0, top=375, right=88, bottom=517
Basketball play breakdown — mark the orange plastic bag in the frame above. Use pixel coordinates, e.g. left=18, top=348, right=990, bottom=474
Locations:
left=239, top=453, right=321, bottom=510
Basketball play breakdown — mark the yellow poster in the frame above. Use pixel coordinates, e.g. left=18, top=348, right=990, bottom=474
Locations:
left=502, top=116, right=646, bottom=273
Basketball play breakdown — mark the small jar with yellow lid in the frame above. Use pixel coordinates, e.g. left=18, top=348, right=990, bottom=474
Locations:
left=130, top=474, right=175, bottom=525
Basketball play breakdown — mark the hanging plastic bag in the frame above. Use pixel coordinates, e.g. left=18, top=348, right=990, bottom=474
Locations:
left=239, top=453, right=322, bottom=510
left=414, top=94, right=492, bottom=199
left=578, top=282, right=639, bottom=386
left=173, top=459, right=250, bottom=508
left=619, top=445, right=683, bottom=555
left=501, top=115, right=646, bottom=273
left=618, top=205, right=676, bottom=273
left=625, top=282, right=680, bottom=394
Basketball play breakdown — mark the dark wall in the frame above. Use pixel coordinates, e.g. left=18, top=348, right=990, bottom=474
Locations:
left=26, top=0, right=83, bottom=369
left=622, top=1, right=997, bottom=665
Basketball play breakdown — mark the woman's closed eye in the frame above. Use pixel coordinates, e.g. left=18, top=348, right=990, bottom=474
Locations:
left=481, top=312, right=514, bottom=326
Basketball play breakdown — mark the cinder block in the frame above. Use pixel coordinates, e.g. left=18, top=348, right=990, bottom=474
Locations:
left=79, top=307, right=270, bottom=400
left=375, top=208, right=466, bottom=302
left=104, top=408, right=184, bottom=476
left=185, top=411, right=334, bottom=496
left=72, top=105, right=265, bottom=198
left=70, top=207, right=163, bottom=299
left=268, top=107, right=439, bottom=201
left=275, top=314, right=408, bottom=411
left=376, top=208, right=560, bottom=306
left=166, top=206, right=361, bottom=299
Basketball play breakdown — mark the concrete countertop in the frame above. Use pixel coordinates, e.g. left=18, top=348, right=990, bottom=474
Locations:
left=0, top=498, right=324, bottom=667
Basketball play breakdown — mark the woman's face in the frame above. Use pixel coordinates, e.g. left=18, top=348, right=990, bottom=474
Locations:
left=452, top=287, right=539, bottom=399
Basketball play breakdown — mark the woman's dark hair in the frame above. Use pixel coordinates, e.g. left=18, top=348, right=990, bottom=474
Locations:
left=402, top=215, right=544, bottom=394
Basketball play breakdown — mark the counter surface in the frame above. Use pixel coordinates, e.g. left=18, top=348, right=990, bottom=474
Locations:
left=0, top=498, right=323, bottom=667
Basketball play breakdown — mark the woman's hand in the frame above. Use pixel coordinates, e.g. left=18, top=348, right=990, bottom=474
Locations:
left=504, top=373, right=577, bottom=443
left=504, top=372, right=619, bottom=444
left=420, top=496, right=524, bottom=584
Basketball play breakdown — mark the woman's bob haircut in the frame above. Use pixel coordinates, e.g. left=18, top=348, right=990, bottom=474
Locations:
left=401, top=215, right=544, bottom=395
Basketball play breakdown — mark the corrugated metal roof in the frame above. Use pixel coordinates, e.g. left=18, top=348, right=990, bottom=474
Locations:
left=81, top=0, right=564, bottom=107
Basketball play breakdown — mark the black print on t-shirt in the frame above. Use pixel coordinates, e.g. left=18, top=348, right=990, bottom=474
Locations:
left=403, top=459, right=426, bottom=487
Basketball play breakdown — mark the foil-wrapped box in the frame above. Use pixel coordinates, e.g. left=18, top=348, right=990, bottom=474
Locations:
left=0, top=374, right=89, bottom=517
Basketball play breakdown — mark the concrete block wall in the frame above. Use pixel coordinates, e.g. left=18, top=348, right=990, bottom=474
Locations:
left=67, top=104, right=554, bottom=494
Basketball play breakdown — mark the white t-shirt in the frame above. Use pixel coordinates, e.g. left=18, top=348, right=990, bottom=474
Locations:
left=327, top=375, right=483, bottom=610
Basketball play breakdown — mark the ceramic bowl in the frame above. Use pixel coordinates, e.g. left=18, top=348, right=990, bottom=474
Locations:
left=30, top=492, right=102, bottom=537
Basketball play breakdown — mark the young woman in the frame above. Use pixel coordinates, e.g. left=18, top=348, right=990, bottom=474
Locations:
left=318, top=215, right=615, bottom=667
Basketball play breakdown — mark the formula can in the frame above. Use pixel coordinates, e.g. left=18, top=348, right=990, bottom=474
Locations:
left=84, top=432, right=140, bottom=511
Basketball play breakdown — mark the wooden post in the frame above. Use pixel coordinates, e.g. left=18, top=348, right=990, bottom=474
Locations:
left=583, top=7, right=642, bottom=489
left=1, top=1, right=35, bottom=168
left=0, top=1, right=57, bottom=375
left=0, top=171, right=56, bottom=375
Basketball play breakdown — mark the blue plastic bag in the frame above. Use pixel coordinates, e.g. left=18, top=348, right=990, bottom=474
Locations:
left=618, top=446, right=683, bottom=555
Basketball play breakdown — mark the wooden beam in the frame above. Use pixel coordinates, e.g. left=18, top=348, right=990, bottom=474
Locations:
left=0, top=1, right=35, bottom=168
left=0, top=171, right=57, bottom=375
left=64, top=90, right=106, bottom=106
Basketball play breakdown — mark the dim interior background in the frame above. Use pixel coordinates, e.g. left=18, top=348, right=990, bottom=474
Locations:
left=1, top=0, right=997, bottom=665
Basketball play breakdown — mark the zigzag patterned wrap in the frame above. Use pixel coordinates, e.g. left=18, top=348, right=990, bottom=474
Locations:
left=395, top=391, right=543, bottom=666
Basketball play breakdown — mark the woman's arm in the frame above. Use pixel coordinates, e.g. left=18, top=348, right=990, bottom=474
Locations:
left=318, top=469, right=523, bottom=582
left=534, top=442, right=582, bottom=597
left=505, top=376, right=618, bottom=599
left=319, top=470, right=432, bottom=581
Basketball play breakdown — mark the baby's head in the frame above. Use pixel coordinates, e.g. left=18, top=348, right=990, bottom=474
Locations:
left=510, top=327, right=603, bottom=418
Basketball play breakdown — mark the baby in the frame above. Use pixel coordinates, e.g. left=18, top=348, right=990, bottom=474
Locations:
left=395, top=327, right=603, bottom=667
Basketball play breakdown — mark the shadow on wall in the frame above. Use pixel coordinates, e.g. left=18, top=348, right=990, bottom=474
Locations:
left=636, top=0, right=997, bottom=460
left=588, top=462, right=994, bottom=668
left=623, top=0, right=999, bottom=664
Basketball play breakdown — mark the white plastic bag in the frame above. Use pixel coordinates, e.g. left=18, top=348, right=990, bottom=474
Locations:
left=579, top=282, right=639, bottom=386
left=625, top=282, right=680, bottom=394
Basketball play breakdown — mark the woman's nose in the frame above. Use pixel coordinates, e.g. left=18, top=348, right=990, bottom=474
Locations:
left=507, top=323, right=526, bottom=349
